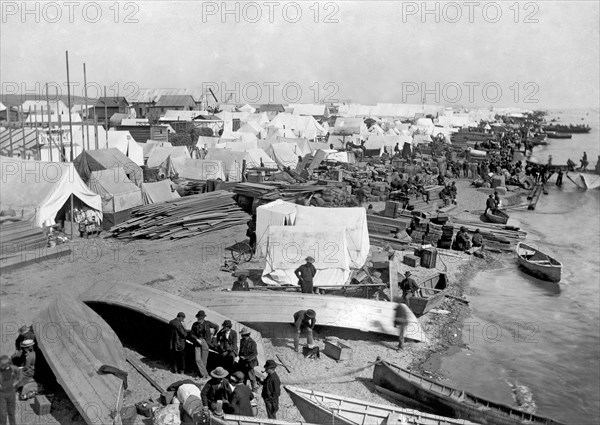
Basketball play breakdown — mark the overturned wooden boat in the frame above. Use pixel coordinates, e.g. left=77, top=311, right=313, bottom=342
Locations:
left=80, top=281, right=266, bottom=365
left=211, top=414, right=318, bottom=425
left=516, top=243, right=562, bottom=283
left=199, top=291, right=427, bottom=342
left=35, top=297, right=127, bottom=425
left=285, top=385, right=478, bottom=425
left=373, top=360, right=566, bottom=425
left=485, top=208, right=509, bottom=225
left=566, top=171, right=600, bottom=190
left=409, top=273, right=448, bottom=317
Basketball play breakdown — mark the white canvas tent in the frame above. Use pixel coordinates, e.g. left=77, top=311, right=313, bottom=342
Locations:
left=106, top=131, right=144, bottom=165
left=169, top=157, right=226, bottom=180
left=146, top=146, right=190, bottom=168
left=88, top=168, right=143, bottom=213
left=0, top=155, right=102, bottom=227
left=265, top=142, right=300, bottom=169
left=141, top=180, right=180, bottom=204
left=140, top=140, right=172, bottom=160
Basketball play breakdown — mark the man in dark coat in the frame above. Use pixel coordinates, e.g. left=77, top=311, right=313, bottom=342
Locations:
left=0, top=354, right=20, bottom=425
left=232, top=274, right=250, bottom=291
left=399, top=271, right=420, bottom=305
left=226, top=371, right=254, bottom=416
left=261, top=359, right=281, bottom=419
left=201, top=367, right=230, bottom=415
left=237, top=328, right=258, bottom=390
left=216, top=320, right=238, bottom=371
left=292, top=309, right=316, bottom=352
left=191, top=310, right=219, bottom=379
left=169, top=312, right=188, bottom=374
left=484, top=194, right=497, bottom=215
left=454, top=226, right=471, bottom=251
left=294, top=256, right=317, bottom=294
left=472, top=229, right=484, bottom=248
left=394, top=299, right=411, bottom=350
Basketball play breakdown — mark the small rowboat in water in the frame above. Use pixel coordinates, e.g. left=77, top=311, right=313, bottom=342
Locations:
left=373, top=360, right=566, bottom=425
left=485, top=208, right=509, bottom=224
left=285, top=385, right=478, bottom=425
left=408, top=273, right=448, bottom=317
left=516, top=242, right=562, bottom=283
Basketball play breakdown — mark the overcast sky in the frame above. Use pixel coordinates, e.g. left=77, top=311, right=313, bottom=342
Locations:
left=1, top=1, right=598, bottom=108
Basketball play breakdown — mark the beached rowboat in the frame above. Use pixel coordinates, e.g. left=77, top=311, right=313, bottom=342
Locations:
left=516, top=242, right=562, bottom=283
left=485, top=209, right=510, bottom=225
left=285, top=385, right=478, bottom=425
left=211, top=414, right=318, bottom=425
left=409, top=273, right=448, bottom=317
left=373, top=360, right=566, bottom=425
left=35, top=297, right=127, bottom=425
left=545, top=132, right=572, bottom=139
left=199, top=291, right=427, bottom=342
left=80, top=281, right=266, bottom=365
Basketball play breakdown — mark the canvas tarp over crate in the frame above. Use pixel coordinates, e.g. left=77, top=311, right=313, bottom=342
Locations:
left=141, top=180, right=180, bottom=205
left=294, top=205, right=369, bottom=269
left=261, top=225, right=351, bottom=288
left=0, top=155, right=102, bottom=227
left=88, top=168, right=143, bottom=213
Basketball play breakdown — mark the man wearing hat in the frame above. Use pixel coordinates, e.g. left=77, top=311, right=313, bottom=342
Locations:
left=261, top=359, right=281, bottom=419
left=14, top=326, right=35, bottom=355
left=231, top=274, right=250, bottom=292
left=399, top=271, right=419, bottom=306
left=0, top=354, right=20, bottom=425
left=169, top=312, right=188, bottom=374
left=201, top=367, right=230, bottom=415
left=294, top=256, right=317, bottom=294
left=292, top=309, right=316, bottom=352
left=216, top=321, right=238, bottom=372
left=453, top=226, right=471, bottom=252
left=484, top=193, right=497, bottom=216
left=191, top=311, right=219, bottom=379
left=227, top=371, right=254, bottom=416
left=237, top=328, right=258, bottom=390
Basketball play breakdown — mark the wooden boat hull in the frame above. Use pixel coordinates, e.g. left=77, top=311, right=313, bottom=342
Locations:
left=546, top=133, right=572, bottom=139
left=516, top=243, right=562, bottom=283
left=485, top=209, right=509, bottom=225
left=285, top=385, right=478, bottom=425
left=198, top=291, right=427, bottom=342
left=211, top=414, right=318, bottom=425
left=35, top=297, right=127, bottom=425
left=80, top=281, right=266, bottom=365
left=373, top=361, right=566, bottom=425
left=409, top=273, right=448, bottom=317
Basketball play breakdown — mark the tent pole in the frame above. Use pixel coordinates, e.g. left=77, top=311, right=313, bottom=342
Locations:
left=70, top=194, right=74, bottom=240
left=94, top=116, right=99, bottom=149
left=83, top=62, right=90, bottom=150
left=46, top=84, right=54, bottom=162
left=34, top=106, right=40, bottom=160
left=58, top=113, right=65, bottom=162
left=7, top=104, right=13, bottom=157
left=65, top=50, right=74, bottom=161
left=104, top=86, right=109, bottom=140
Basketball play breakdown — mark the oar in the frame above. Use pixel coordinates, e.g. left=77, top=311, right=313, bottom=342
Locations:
left=445, top=294, right=470, bottom=304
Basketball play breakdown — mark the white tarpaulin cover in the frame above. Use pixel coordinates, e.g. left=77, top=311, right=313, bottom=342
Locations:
left=265, top=142, right=300, bottom=169
left=147, top=146, right=190, bottom=168
left=0, top=155, right=102, bottom=227
left=141, top=180, right=180, bottom=205
left=261, top=225, right=351, bottom=287
left=256, top=200, right=298, bottom=258
left=294, top=205, right=369, bottom=269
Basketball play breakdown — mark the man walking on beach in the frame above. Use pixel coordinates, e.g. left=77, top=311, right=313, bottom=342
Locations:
left=169, top=312, right=188, bottom=374
left=394, top=300, right=411, bottom=351
left=0, top=355, right=20, bottom=425
left=191, top=310, right=219, bottom=379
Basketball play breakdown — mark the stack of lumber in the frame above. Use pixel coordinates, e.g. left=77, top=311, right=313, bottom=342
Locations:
left=110, top=190, right=249, bottom=240
left=452, top=218, right=526, bottom=251
left=0, top=220, right=47, bottom=250
left=233, top=182, right=281, bottom=198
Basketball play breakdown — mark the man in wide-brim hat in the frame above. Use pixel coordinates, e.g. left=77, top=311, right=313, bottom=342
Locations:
left=294, top=256, right=317, bottom=294
left=202, top=367, right=230, bottom=416
left=261, top=359, right=281, bottom=419
left=292, top=309, right=316, bottom=353
left=237, top=328, right=258, bottom=390
left=216, top=320, right=238, bottom=372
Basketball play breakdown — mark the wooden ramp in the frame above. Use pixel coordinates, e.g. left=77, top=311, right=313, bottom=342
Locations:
left=199, top=292, right=427, bottom=342
left=35, top=297, right=127, bottom=425
left=80, top=281, right=266, bottom=365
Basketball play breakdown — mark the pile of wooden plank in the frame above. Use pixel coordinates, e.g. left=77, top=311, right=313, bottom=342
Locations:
left=0, top=219, right=47, bottom=251
left=110, top=191, right=249, bottom=240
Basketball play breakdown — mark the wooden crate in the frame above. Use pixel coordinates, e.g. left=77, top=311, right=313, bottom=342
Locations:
left=33, top=395, right=51, bottom=416
left=324, top=340, right=353, bottom=361
left=403, top=254, right=420, bottom=267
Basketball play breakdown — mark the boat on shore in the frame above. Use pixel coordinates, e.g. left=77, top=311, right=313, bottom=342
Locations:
left=542, top=124, right=591, bottom=134
left=485, top=208, right=510, bottom=224
left=373, top=360, right=566, bottom=425
left=198, top=291, right=427, bottom=342
left=566, top=171, right=600, bottom=190
left=35, top=297, right=127, bottom=425
left=545, top=132, right=572, bottom=139
left=285, top=385, right=478, bottom=425
left=211, top=414, right=318, bottom=425
left=80, top=281, right=266, bottom=365
left=409, top=273, right=448, bottom=317
left=516, top=242, right=562, bottom=283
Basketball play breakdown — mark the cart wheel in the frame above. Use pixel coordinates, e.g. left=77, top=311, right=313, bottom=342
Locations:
left=232, top=243, right=254, bottom=263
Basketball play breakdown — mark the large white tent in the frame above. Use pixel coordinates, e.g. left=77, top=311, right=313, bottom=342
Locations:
left=106, top=130, right=144, bottom=165
left=0, top=155, right=102, bottom=227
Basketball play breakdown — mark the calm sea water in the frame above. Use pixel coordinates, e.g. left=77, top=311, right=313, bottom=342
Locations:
left=439, top=108, right=600, bottom=424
